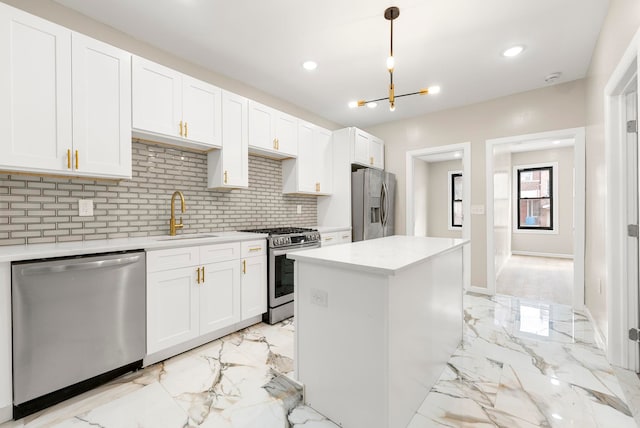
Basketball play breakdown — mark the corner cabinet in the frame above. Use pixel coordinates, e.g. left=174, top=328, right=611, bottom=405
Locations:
left=0, top=3, right=131, bottom=179
left=352, top=128, right=384, bottom=170
left=208, top=90, right=249, bottom=189
left=132, top=56, right=222, bottom=151
left=282, top=121, right=332, bottom=195
left=248, top=100, right=298, bottom=159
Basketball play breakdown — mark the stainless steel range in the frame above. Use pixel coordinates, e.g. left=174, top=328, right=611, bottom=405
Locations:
left=241, top=227, right=320, bottom=324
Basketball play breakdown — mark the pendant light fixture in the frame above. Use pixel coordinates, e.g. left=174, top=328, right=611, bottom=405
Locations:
left=350, top=6, right=440, bottom=111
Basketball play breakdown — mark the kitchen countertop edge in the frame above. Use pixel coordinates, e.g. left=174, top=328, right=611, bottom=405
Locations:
left=0, top=232, right=269, bottom=263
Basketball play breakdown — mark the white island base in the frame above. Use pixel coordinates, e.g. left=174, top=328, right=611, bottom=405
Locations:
left=290, top=236, right=467, bottom=428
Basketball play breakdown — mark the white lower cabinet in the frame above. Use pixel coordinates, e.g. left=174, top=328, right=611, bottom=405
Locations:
left=146, top=240, right=265, bottom=357
left=241, top=240, right=267, bottom=319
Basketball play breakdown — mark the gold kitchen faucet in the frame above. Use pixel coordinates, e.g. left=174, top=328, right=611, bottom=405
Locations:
left=169, top=191, right=186, bottom=236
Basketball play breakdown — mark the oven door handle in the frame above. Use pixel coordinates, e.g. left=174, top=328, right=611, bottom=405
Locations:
left=272, top=243, right=321, bottom=257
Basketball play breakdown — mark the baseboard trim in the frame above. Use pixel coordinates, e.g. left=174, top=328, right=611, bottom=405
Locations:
left=511, top=251, right=573, bottom=259
left=0, top=404, right=12, bottom=424
left=582, top=305, right=607, bottom=352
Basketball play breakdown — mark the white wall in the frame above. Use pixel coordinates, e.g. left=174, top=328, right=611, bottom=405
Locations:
left=413, top=159, right=429, bottom=236
left=367, top=79, right=586, bottom=288
left=511, top=147, right=574, bottom=256
left=426, top=160, right=463, bottom=238
left=584, top=0, right=640, bottom=340
left=493, top=146, right=512, bottom=277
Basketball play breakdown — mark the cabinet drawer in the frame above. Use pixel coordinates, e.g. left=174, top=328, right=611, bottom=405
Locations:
left=147, top=246, right=200, bottom=272
left=241, top=240, right=266, bottom=258
left=200, top=242, right=241, bottom=264
left=320, top=232, right=339, bottom=247
left=338, top=230, right=352, bottom=243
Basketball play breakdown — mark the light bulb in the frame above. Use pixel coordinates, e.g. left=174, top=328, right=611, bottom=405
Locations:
left=428, top=86, right=441, bottom=94
left=386, top=56, right=395, bottom=71
left=366, top=102, right=378, bottom=109
left=348, top=101, right=358, bottom=109
left=390, top=103, right=395, bottom=112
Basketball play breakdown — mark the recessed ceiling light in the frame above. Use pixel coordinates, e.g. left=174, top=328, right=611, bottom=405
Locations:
left=545, top=72, right=562, bottom=84
left=366, top=102, right=378, bottom=109
left=302, top=60, right=317, bottom=71
left=503, top=45, right=524, bottom=57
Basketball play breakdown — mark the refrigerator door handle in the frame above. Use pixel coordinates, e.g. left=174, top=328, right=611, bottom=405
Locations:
left=381, top=181, right=388, bottom=227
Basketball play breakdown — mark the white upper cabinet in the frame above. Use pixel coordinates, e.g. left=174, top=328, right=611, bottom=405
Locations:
left=248, top=100, right=298, bottom=158
left=351, top=127, right=384, bottom=170
left=132, top=56, right=222, bottom=151
left=72, top=33, right=131, bottom=178
left=208, top=90, right=249, bottom=189
left=282, top=121, right=332, bottom=195
left=0, top=3, right=131, bottom=179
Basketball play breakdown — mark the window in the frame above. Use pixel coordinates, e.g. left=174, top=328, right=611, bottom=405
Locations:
left=517, top=166, right=553, bottom=230
left=449, top=171, right=463, bottom=228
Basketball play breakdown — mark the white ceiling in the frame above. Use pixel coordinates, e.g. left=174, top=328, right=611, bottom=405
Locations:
left=53, top=0, right=609, bottom=129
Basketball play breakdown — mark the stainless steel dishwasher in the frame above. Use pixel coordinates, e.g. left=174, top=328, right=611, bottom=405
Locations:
left=11, top=250, right=146, bottom=418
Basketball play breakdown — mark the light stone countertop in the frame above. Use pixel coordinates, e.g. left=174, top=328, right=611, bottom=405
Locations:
left=288, top=235, right=468, bottom=275
left=0, top=231, right=268, bottom=263
left=314, top=226, right=351, bottom=234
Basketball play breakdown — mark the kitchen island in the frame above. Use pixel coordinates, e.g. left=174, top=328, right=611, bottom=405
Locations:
left=288, top=235, right=468, bottom=428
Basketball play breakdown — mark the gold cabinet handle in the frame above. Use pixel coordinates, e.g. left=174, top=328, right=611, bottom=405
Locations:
left=75, top=150, right=79, bottom=170
left=341, top=234, right=351, bottom=239
left=201, top=265, right=204, bottom=282
left=325, top=237, right=333, bottom=241
left=242, top=259, right=246, bottom=274
left=370, top=156, right=374, bottom=165
left=179, top=120, right=184, bottom=137
left=196, top=267, right=201, bottom=284
left=315, top=182, right=320, bottom=192
left=184, top=122, right=188, bottom=138
left=249, top=247, right=261, bottom=252
left=224, top=170, right=228, bottom=184
left=67, top=149, right=71, bottom=169
left=273, top=138, right=277, bottom=150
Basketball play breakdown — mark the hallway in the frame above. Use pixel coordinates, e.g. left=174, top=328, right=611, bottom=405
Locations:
left=496, top=255, right=574, bottom=305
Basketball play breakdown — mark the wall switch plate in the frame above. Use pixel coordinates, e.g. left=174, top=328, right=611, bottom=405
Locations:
left=471, top=205, right=485, bottom=215
left=78, top=199, right=94, bottom=217
left=310, top=288, right=328, bottom=307
left=297, top=204, right=302, bottom=214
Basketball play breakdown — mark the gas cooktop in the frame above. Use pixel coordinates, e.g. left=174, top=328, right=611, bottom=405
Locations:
left=240, top=227, right=320, bottom=247
left=241, top=227, right=317, bottom=235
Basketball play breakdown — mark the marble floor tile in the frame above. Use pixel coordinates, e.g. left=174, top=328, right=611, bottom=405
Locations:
left=3, top=293, right=639, bottom=428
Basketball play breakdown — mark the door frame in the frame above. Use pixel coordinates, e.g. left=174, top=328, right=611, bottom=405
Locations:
left=406, top=142, right=472, bottom=291
left=604, top=26, right=640, bottom=369
left=485, top=128, right=586, bottom=309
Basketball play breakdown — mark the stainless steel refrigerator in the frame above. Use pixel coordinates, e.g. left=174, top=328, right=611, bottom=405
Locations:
left=352, top=168, right=396, bottom=241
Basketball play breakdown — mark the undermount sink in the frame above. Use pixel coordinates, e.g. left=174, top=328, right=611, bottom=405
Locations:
left=154, top=233, right=220, bottom=241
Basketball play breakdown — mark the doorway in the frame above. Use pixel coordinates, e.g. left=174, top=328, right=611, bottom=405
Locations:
left=485, top=128, right=586, bottom=310
left=406, top=143, right=471, bottom=290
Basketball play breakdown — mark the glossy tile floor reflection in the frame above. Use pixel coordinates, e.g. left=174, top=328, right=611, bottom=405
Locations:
left=409, top=293, right=640, bottom=427
left=496, top=255, right=573, bottom=305
left=3, top=293, right=640, bottom=427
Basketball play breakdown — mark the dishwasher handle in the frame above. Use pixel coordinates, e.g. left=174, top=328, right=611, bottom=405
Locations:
left=18, top=254, right=143, bottom=276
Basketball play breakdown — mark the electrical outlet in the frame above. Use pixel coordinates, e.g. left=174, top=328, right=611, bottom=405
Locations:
left=297, top=204, right=302, bottom=214
left=310, top=288, right=328, bottom=307
left=78, top=199, right=94, bottom=217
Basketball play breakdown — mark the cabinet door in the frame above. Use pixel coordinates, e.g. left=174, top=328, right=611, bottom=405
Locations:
left=353, top=130, right=370, bottom=166
left=0, top=4, right=72, bottom=173
left=72, top=33, right=131, bottom=179
left=370, top=137, right=385, bottom=170
left=221, top=91, right=248, bottom=187
left=241, top=255, right=267, bottom=319
left=132, top=56, right=182, bottom=139
left=296, top=121, right=317, bottom=193
left=147, top=266, right=199, bottom=354
left=248, top=100, right=275, bottom=151
left=274, top=111, right=298, bottom=157
left=182, top=75, right=221, bottom=148
left=315, top=127, right=333, bottom=194
left=199, top=260, right=241, bottom=335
